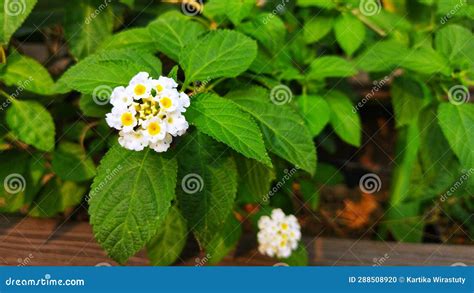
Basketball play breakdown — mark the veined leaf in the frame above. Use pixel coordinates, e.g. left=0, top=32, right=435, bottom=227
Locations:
left=401, top=46, right=451, bottom=76
left=207, top=214, right=242, bottom=264
left=227, top=0, right=254, bottom=25
left=187, top=93, right=272, bottom=167
left=89, top=145, right=177, bottom=263
left=435, top=24, right=474, bottom=67
left=356, top=40, right=409, bottom=72
left=180, top=30, right=257, bottom=84
left=326, top=91, right=361, bottom=147
left=0, top=0, right=37, bottom=45
left=390, top=77, right=427, bottom=128
left=98, top=28, right=157, bottom=53
left=147, top=206, right=187, bottom=266
left=1, top=51, right=55, bottom=95
left=148, top=11, right=205, bottom=62
left=238, top=14, right=286, bottom=55
left=6, top=99, right=55, bottom=152
left=64, top=0, right=114, bottom=60
left=236, top=155, right=275, bottom=204
left=334, top=13, right=365, bottom=56
left=177, top=131, right=238, bottom=248
left=56, top=49, right=162, bottom=94
left=226, top=86, right=316, bottom=174
left=303, top=17, right=333, bottom=44
left=297, top=95, right=330, bottom=136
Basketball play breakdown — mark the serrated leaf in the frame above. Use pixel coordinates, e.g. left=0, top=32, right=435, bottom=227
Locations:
left=1, top=51, right=55, bottom=95
left=52, top=141, right=96, bottom=181
left=307, top=56, right=357, bottom=80
left=236, top=155, right=275, bottom=204
left=180, top=30, right=257, bottom=83
left=226, top=87, right=316, bottom=174
left=297, top=95, right=330, bottom=136
left=435, top=24, right=474, bottom=67
left=177, top=131, right=238, bottom=248
left=226, top=0, right=254, bottom=25
left=438, top=103, right=474, bottom=182
left=98, top=28, right=157, bottom=53
left=147, top=206, right=187, bottom=266
left=148, top=11, right=205, bottom=62
left=0, top=0, right=37, bottom=45
left=401, top=46, right=451, bottom=76
left=238, top=14, right=286, bottom=55
left=356, top=40, right=410, bottom=72
left=89, top=145, right=177, bottom=263
left=57, top=49, right=162, bottom=94
left=29, top=179, right=86, bottom=218
left=334, top=13, right=365, bottom=56
left=326, top=91, right=361, bottom=147
left=64, top=0, right=114, bottom=59
left=187, top=93, right=272, bottom=167
left=6, top=99, right=55, bottom=151
left=303, top=17, right=333, bottom=44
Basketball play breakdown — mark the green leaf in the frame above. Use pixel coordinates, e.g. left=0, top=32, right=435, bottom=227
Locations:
left=236, top=155, right=275, bottom=204
left=297, top=0, right=336, bottom=8
left=63, top=0, right=114, bottom=60
left=390, top=77, right=426, bottom=128
left=148, top=11, right=205, bottom=62
left=438, top=103, right=474, bottom=179
left=89, top=145, right=177, bottom=263
left=207, top=214, right=242, bottom=264
left=297, top=95, right=330, bottom=136
left=98, top=28, right=157, bottom=53
left=299, top=179, right=319, bottom=210
left=0, top=0, right=37, bottom=45
left=180, top=30, right=257, bottom=83
left=334, top=13, right=365, bottom=56
left=29, top=179, right=86, bottom=218
left=52, top=141, right=96, bottom=182
left=226, top=86, right=316, bottom=174
left=303, top=17, right=333, bottom=44
left=147, top=206, right=187, bottom=266
left=356, top=40, right=409, bottom=72
left=226, top=0, right=254, bottom=25
left=238, top=14, right=286, bottom=55
left=57, top=49, right=162, bottom=94
left=187, top=93, right=272, bottom=167
left=177, top=131, right=238, bottom=248
left=6, top=99, right=55, bottom=151
left=401, top=46, right=451, bottom=76
left=1, top=51, right=55, bottom=95
left=326, top=91, right=361, bottom=147
left=435, top=24, right=474, bottom=67
left=307, top=56, right=357, bottom=80
left=386, top=201, right=424, bottom=242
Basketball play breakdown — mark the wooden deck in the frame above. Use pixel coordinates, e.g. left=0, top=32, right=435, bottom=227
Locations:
left=0, top=216, right=472, bottom=266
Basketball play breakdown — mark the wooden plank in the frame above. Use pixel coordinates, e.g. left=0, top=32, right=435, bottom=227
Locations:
left=0, top=216, right=472, bottom=266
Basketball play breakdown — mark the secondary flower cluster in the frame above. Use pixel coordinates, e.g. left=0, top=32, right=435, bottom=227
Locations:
left=257, top=209, right=301, bottom=258
left=105, top=72, right=190, bottom=152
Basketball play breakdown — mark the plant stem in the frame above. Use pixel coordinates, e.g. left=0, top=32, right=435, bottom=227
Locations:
left=0, top=88, right=15, bottom=103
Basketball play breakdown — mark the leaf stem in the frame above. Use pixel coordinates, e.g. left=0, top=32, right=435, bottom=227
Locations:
left=0, top=88, right=15, bottom=103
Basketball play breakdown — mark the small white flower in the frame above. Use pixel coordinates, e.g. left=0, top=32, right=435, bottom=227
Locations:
left=163, top=112, right=188, bottom=136
left=127, top=72, right=151, bottom=100
left=257, top=209, right=301, bottom=259
left=118, top=130, right=148, bottom=151
left=177, top=92, right=190, bottom=112
left=149, top=133, right=173, bottom=153
left=142, top=116, right=167, bottom=143
left=157, top=89, right=180, bottom=112
left=110, top=86, right=133, bottom=108
left=151, top=76, right=178, bottom=94
left=105, top=106, right=137, bottom=132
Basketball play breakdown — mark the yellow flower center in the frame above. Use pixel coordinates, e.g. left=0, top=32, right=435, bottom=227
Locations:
left=281, top=223, right=288, bottom=230
left=279, top=240, right=287, bottom=248
left=160, top=97, right=172, bottom=109
left=121, top=112, right=134, bottom=126
left=148, top=122, right=161, bottom=136
left=167, top=116, right=173, bottom=124
left=136, top=97, right=159, bottom=120
left=134, top=84, right=146, bottom=96
left=156, top=84, right=164, bottom=92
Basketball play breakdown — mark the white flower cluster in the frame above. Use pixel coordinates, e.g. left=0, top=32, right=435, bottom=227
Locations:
left=105, top=72, right=190, bottom=152
left=257, top=209, right=301, bottom=258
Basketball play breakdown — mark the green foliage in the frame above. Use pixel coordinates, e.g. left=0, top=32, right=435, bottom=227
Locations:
left=0, top=0, right=37, bottom=45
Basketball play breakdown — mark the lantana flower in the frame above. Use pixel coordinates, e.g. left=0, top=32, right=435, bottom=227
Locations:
left=105, top=72, right=190, bottom=152
left=257, top=209, right=301, bottom=258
